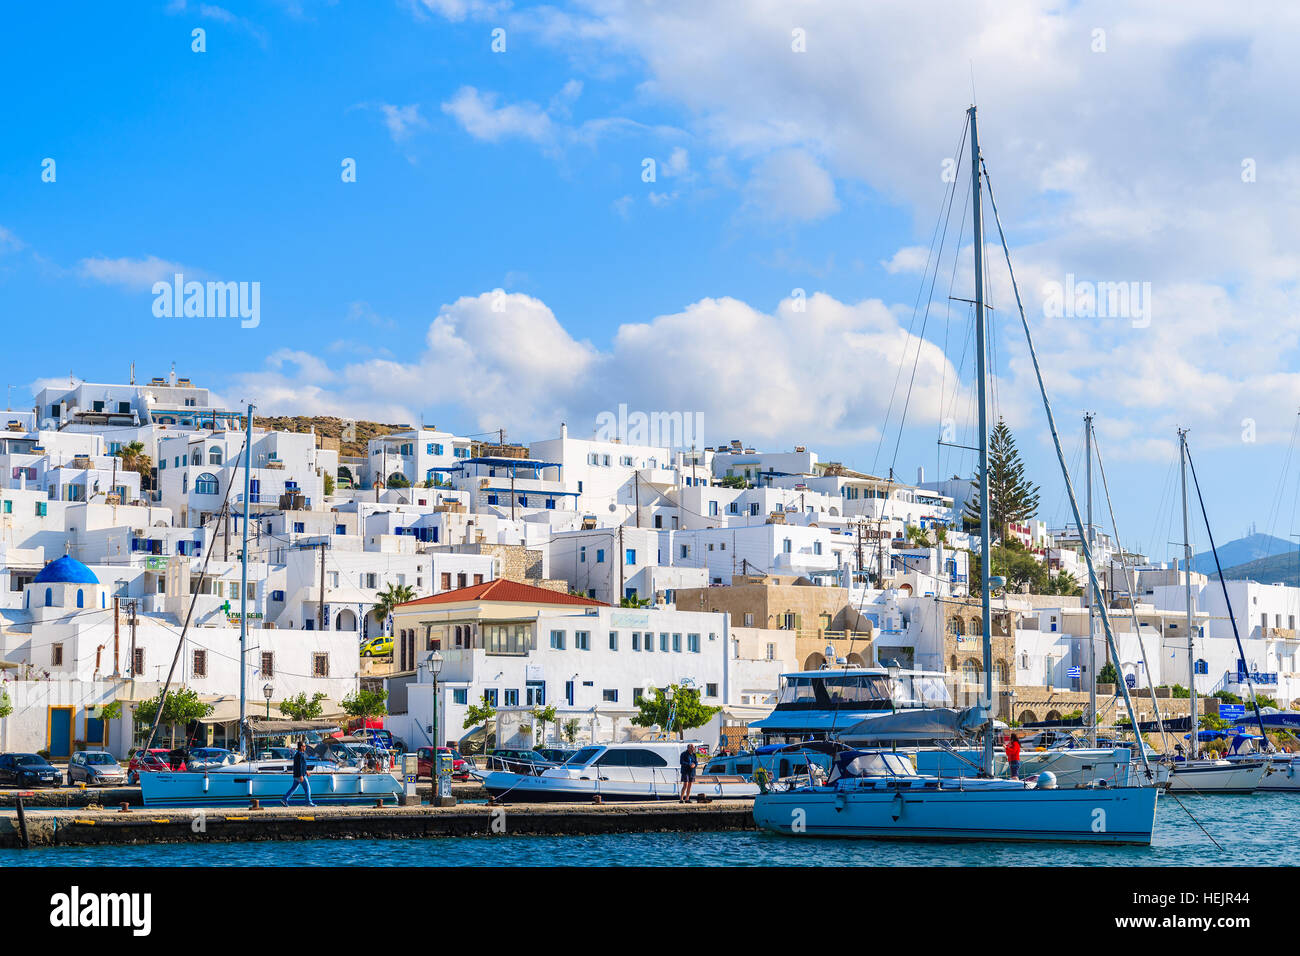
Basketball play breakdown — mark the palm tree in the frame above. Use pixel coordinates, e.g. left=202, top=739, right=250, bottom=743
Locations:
left=372, top=582, right=417, bottom=629
left=115, top=440, right=154, bottom=491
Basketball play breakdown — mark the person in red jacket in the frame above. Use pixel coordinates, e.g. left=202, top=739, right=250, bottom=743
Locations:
left=1005, top=733, right=1022, bottom=779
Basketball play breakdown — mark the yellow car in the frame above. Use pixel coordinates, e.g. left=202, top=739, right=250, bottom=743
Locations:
left=360, top=635, right=393, bottom=657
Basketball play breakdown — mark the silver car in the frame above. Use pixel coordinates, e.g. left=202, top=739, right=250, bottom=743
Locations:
left=67, top=750, right=127, bottom=786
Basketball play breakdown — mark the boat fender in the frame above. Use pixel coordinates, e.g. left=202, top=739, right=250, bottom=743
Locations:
left=890, top=792, right=903, bottom=821
left=1036, top=771, right=1057, bottom=790
left=753, top=766, right=771, bottom=794
left=833, top=792, right=847, bottom=813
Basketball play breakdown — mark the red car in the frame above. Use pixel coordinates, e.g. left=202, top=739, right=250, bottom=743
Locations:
left=417, top=747, right=469, bottom=781
left=127, top=749, right=185, bottom=783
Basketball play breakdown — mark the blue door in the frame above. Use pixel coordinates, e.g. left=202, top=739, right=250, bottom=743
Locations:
left=48, top=707, right=73, bottom=759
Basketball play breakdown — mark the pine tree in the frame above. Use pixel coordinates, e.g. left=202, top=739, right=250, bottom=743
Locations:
left=963, top=418, right=1041, bottom=543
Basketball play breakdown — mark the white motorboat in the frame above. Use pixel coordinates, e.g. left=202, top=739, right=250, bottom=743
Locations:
left=480, top=741, right=757, bottom=802
left=139, top=761, right=403, bottom=808
left=753, top=751, right=1159, bottom=845
left=1165, top=758, right=1268, bottom=794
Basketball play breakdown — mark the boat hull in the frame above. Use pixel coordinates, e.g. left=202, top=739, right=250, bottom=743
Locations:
left=753, top=784, right=1158, bottom=845
left=1256, top=757, right=1300, bottom=791
left=483, top=771, right=757, bottom=803
left=1165, top=760, right=1266, bottom=793
left=139, top=770, right=404, bottom=808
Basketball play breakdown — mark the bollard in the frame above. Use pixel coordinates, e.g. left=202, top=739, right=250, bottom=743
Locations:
left=119, top=803, right=132, bottom=813
left=592, top=795, right=602, bottom=805
left=249, top=799, right=261, bottom=810
left=374, top=798, right=384, bottom=808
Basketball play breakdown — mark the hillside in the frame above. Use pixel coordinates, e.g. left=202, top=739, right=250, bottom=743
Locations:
left=253, top=415, right=406, bottom=458
left=1221, top=550, right=1300, bottom=585
left=1191, top=532, right=1292, bottom=575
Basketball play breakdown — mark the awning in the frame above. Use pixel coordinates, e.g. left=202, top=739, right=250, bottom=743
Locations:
left=245, top=718, right=343, bottom=736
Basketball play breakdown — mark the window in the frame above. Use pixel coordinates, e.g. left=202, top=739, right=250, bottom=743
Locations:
left=596, top=549, right=605, bottom=563
left=814, top=541, right=823, bottom=555
left=457, top=573, right=467, bottom=589
left=632, top=688, right=644, bottom=703
left=473, top=574, right=484, bottom=585
left=766, top=642, right=776, bottom=661
left=749, top=503, right=760, bottom=516
left=602, top=689, right=618, bottom=703
left=609, top=631, right=619, bottom=651
left=441, top=572, right=451, bottom=591
left=484, top=689, right=498, bottom=707
left=575, top=630, right=590, bottom=650
left=708, top=501, right=718, bottom=516
left=526, top=681, right=546, bottom=706
left=680, top=544, right=689, bottom=559
left=504, top=689, right=519, bottom=707
left=728, top=502, right=739, bottom=514
left=484, top=623, right=530, bottom=656
left=453, top=688, right=468, bottom=705
left=688, top=633, right=701, bottom=653
left=706, top=683, right=718, bottom=697
left=311, top=653, right=330, bottom=678
left=632, top=632, right=641, bottom=651
left=36, top=501, right=47, bottom=517
left=564, top=681, right=575, bottom=706
left=660, top=632, right=669, bottom=652
left=364, top=573, right=377, bottom=589
left=208, top=447, right=222, bottom=465
left=580, top=546, right=586, bottom=563
left=672, top=633, right=682, bottom=652
left=260, top=652, right=274, bottom=677
left=133, top=647, right=146, bottom=676
left=744, top=612, right=754, bottom=627
left=783, top=538, right=793, bottom=553
left=625, top=549, right=636, bottom=564
left=52, top=643, right=63, bottom=666
left=192, top=650, right=207, bottom=677
left=550, top=629, right=566, bottom=650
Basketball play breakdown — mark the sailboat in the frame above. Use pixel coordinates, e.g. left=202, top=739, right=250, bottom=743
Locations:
left=139, top=403, right=403, bottom=808
left=752, top=106, right=1159, bottom=844
left=1163, top=430, right=1268, bottom=794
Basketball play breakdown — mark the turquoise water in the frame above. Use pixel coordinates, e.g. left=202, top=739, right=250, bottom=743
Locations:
left=1, top=794, right=1293, bottom=866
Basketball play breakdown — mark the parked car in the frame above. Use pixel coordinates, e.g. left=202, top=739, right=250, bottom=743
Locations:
left=186, top=748, right=238, bottom=772
left=128, top=748, right=182, bottom=784
left=535, top=747, right=578, bottom=765
left=485, top=749, right=555, bottom=775
left=360, top=635, right=393, bottom=657
left=0, top=753, right=61, bottom=788
left=417, top=746, right=470, bottom=781
left=67, top=750, right=127, bottom=786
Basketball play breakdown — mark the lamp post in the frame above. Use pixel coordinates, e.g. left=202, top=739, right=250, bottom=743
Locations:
left=423, top=651, right=447, bottom=805
left=262, top=682, right=273, bottom=719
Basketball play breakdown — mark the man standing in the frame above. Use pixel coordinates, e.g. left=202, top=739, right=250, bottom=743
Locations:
left=283, top=742, right=315, bottom=807
left=1004, top=733, right=1022, bottom=780
left=679, top=743, right=698, bottom=803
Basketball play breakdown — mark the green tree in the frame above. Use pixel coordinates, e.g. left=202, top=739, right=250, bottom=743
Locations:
left=531, top=704, right=557, bottom=745
left=0, top=689, right=12, bottom=738
left=904, top=524, right=932, bottom=548
left=323, top=473, right=336, bottom=496
left=387, top=473, right=411, bottom=488
left=463, top=694, right=497, bottom=751
left=134, top=687, right=214, bottom=747
left=963, top=418, right=1041, bottom=542
left=719, top=475, right=747, bottom=489
left=114, top=440, right=155, bottom=492
left=1043, top=570, right=1082, bottom=597
left=970, top=541, right=1048, bottom=592
left=619, top=594, right=651, bottom=608
left=279, top=691, right=328, bottom=720
left=1097, top=661, right=1119, bottom=686
left=99, top=700, right=122, bottom=721
left=562, top=718, right=581, bottom=745
left=631, top=684, right=721, bottom=738
left=341, top=688, right=388, bottom=730
left=372, top=583, right=417, bottom=623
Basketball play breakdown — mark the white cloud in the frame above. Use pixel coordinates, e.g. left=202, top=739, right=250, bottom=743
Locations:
left=740, top=149, right=839, bottom=223
left=378, top=103, right=427, bottom=143
left=76, top=255, right=192, bottom=290
left=441, top=87, right=553, bottom=144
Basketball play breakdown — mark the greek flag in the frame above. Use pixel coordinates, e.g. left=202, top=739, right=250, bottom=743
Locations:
left=1067, top=666, right=1082, bottom=679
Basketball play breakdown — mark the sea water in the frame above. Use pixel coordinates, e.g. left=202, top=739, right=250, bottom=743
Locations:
left=0, top=793, right=1290, bottom=867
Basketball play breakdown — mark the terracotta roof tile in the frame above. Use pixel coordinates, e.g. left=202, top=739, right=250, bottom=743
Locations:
left=395, top=578, right=607, bottom=609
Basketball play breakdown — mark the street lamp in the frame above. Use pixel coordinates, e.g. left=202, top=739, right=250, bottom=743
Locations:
left=262, top=682, right=273, bottom=719
left=423, top=651, right=445, bottom=803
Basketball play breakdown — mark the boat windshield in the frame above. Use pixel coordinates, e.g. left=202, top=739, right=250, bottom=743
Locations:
left=776, top=674, right=891, bottom=706
left=564, top=747, right=603, bottom=766
left=831, top=751, right=917, bottom=780
left=893, top=674, right=953, bottom=706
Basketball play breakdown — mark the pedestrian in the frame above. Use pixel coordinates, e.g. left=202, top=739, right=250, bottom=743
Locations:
left=1005, top=732, right=1022, bottom=779
left=679, top=743, right=698, bottom=803
left=282, top=742, right=316, bottom=807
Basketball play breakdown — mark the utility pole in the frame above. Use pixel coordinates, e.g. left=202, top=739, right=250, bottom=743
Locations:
left=634, top=471, right=641, bottom=528
left=112, top=596, right=120, bottom=678
left=1085, top=412, right=1097, bottom=747
left=617, top=526, right=624, bottom=600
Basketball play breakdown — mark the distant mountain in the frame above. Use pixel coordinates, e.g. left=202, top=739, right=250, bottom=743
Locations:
left=1191, top=532, right=1293, bottom=575
left=1221, top=550, right=1300, bottom=586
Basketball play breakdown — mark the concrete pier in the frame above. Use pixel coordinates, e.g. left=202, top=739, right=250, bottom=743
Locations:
left=0, top=799, right=756, bottom=849
left=0, top=780, right=485, bottom=809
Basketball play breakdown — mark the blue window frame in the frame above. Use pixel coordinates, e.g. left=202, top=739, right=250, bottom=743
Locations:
left=625, top=549, right=636, bottom=564
left=596, top=549, right=605, bottom=563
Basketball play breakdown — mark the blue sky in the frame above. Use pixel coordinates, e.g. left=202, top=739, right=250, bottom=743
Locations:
left=4, top=1, right=1300, bottom=562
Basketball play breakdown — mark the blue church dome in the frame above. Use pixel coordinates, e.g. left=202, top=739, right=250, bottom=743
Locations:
left=34, top=555, right=99, bottom=585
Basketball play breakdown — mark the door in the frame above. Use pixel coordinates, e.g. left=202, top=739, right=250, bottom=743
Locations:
left=48, top=706, right=74, bottom=759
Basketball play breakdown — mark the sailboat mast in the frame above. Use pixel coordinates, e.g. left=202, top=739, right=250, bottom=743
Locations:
left=1179, top=428, right=1197, bottom=758
left=239, top=403, right=254, bottom=754
left=1085, top=413, right=1097, bottom=747
left=968, top=105, right=995, bottom=777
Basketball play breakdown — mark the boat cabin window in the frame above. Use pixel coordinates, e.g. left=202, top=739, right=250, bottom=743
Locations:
left=893, top=674, right=953, bottom=706
left=594, top=749, right=669, bottom=768
left=564, top=747, right=603, bottom=767
left=776, top=674, right=891, bottom=706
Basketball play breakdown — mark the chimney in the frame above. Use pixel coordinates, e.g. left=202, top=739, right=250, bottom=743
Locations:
left=560, top=422, right=568, bottom=439
left=917, top=465, right=925, bottom=484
